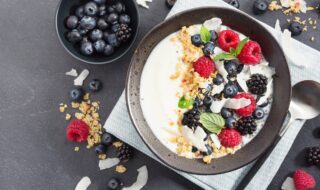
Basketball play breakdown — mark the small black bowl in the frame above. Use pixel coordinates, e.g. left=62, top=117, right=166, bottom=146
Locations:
left=55, top=0, right=139, bottom=65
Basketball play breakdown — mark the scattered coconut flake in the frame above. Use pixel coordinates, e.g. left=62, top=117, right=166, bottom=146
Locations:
left=65, top=68, right=78, bottom=77
left=136, top=0, right=152, bottom=9
left=281, top=177, right=295, bottom=190
left=210, top=134, right=221, bottom=149
left=123, top=166, right=148, bottom=190
left=215, top=61, right=228, bottom=81
left=224, top=98, right=251, bottom=109
left=187, top=25, right=201, bottom=36
left=211, top=84, right=224, bottom=94
left=257, top=79, right=273, bottom=105
left=98, top=157, right=120, bottom=170
left=199, top=80, right=211, bottom=89
left=242, top=135, right=251, bottom=145
left=237, top=66, right=250, bottom=92
left=280, top=0, right=291, bottom=8
left=181, top=126, right=207, bottom=152
left=210, top=99, right=227, bottom=113
left=75, top=176, right=91, bottom=190
left=203, top=18, right=222, bottom=31
left=74, top=69, right=89, bottom=86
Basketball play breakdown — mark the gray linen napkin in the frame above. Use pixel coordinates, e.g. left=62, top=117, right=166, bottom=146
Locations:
left=104, top=0, right=320, bottom=189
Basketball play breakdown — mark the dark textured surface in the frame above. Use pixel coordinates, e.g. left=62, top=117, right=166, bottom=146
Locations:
left=0, top=0, right=319, bottom=189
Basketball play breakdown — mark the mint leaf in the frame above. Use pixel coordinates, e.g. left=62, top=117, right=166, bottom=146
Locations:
left=200, top=113, right=225, bottom=134
left=178, top=96, right=194, bottom=109
left=213, top=53, right=236, bottom=62
left=229, top=47, right=237, bottom=56
left=200, top=25, right=211, bottom=43
left=236, top=37, right=249, bottom=55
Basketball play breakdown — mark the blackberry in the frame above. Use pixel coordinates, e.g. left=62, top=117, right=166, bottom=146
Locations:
left=305, top=146, right=320, bottom=166
left=182, top=108, right=201, bottom=129
left=114, top=23, right=132, bottom=43
left=246, top=74, right=268, bottom=95
left=117, top=144, right=134, bottom=160
left=236, top=116, right=257, bottom=135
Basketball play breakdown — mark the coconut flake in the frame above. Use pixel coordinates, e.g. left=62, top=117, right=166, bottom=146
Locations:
left=187, top=25, right=201, bottom=36
left=210, top=99, right=227, bottom=113
left=210, top=134, right=221, bottom=149
left=257, top=79, right=273, bottom=105
left=224, top=98, right=251, bottom=109
left=74, top=69, right=89, bottom=86
left=280, top=0, right=291, bottom=7
left=281, top=177, right=295, bottom=190
left=237, top=66, right=250, bottom=92
left=75, top=176, right=91, bottom=190
left=215, top=61, right=228, bottom=81
left=66, top=68, right=78, bottom=77
left=203, top=18, right=222, bottom=31
left=123, top=166, right=148, bottom=190
left=136, top=0, right=152, bottom=9
left=98, top=158, right=120, bottom=170
left=211, top=84, right=224, bottom=94
left=181, top=126, right=207, bottom=152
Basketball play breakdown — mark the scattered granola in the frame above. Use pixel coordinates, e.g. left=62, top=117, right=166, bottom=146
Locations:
left=74, top=146, right=80, bottom=152
left=115, top=165, right=127, bottom=173
left=113, top=141, right=124, bottom=148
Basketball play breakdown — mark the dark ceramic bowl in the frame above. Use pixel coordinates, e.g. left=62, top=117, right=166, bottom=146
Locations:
left=126, top=7, right=291, bottom=174
left=55, top=0, right=139, bottom=64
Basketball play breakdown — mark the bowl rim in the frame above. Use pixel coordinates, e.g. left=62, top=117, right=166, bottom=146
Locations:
left=126, top=6, right=291, bottom=175
left=54, top=0, right=140, bottom=65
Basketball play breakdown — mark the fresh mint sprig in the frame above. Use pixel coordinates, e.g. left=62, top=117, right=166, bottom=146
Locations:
left=199, top=112, right=225, bottom=134
left=213, top=37, right=249, bottom=62
left=178, top=96, right=194, bottom=109
left=200, top=25, right=211, bottom=43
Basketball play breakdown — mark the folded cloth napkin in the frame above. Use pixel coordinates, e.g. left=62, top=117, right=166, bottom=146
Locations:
left=104, top=0, right=320, bottom=189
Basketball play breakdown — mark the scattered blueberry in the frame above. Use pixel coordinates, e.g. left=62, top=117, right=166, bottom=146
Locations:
left=209, top=30, right=218, bottom=42
left=93, top=40, right=106, bottom=53
left=253, top=107, right=265, bottom=119
left=119, top=14, right=131, bottom=24
left=80, top=41, right=94, bottom=55
left=228, top=0, right=240, bottom=8
left=224, top=60, right=238, bottom=76
left=115, top=2, right=125, bottom=13
left=203, top=41, right=215, bottom=56
left=98, top=5, right=107, bottom=16
left=67, top=29, right=82, bottom=43
left=80, top=16, right=96, bottom=30
left=107, top=33, right=120, bottom=47
left=94, top=0, right=106, bottom=5
left=66, top=16, right=78, bottom=29
left=221, top=108, right=233, bottom=119
left=104, top=44, right=114, bottom=56
left=213, top=73, right=224, bottom=85
left=107, top=13, right=119, bottom=24
left=223, top=82, right=238, bottom=98
left=253, top=0, right=268, bottom=15
left=166, top=0, right=177, bottom=8
left=108, top=178, right=122, bottom=190
left=203, top=96, right=213, bottom=108
left=288, top=22, right=303, bottom=36
left=101, top=132, right=114, bottom=146
left=225, top=117, right=237, bottom=128
left=191, top=34, right=202, bottom=47
left=94, top=144, right=107, bottom=154
left=88, top=79, right=103, bottom=92
left=75, top=6, right=85, bottom=18
left=69, top=88, right=84, bottom=102
left=84, top=2, right=98, bottom=16
left=90, top=29, right=103, bottom=41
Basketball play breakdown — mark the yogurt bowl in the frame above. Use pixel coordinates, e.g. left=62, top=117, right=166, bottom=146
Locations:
left=126, top=7, right=291, bottom=174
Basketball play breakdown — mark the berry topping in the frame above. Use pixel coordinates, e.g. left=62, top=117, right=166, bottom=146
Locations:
left=225, top=117, right=237, bottom=128
left=182, top=108, right=201, bottom=129
left=193, top=56, right=216, bottom=78
left=236, top=116, right=257, bottom=135
left=66, top=120, right=89, bottom=142
left=209, top=30, right=218, bottom=41
left=228, top=0, right=240, bottom=8
left=234, top=93, right=256, bottom=116
left=293, top=169, right=316, bottom=190
left=88, top=79, right=103, bottom=92
left=238, top=41, right=262, bottom=64
left=218, top=128, right=242, bottom=147
left=217, top=30, right=240, bottom=52
left=305, top=146, right=320, bottom=166
left=202, top=41, right=215, bottom=56
left=253, top=107, right=265, bottom=119
left=221, top=108, right=233, bottom=119
left=246, top=74, right=268, bottom=95
left=213, top=73, right=225, bottom=85
left=101, top=132, right=114, bottom=146
left=288, top=22, right=303, bottom=36
left=117, top=144, right=134, bottom=160
left=203, top=95, right=214, bottom=108
left=223, top=82, right=238, bottom=98
left=108, top=178, right=122, bottom=190
left=69, top=88, right=85, bottom=102
left=224, top=60, right=238, bottom=76
left=253, top=0, right=268, bottom=15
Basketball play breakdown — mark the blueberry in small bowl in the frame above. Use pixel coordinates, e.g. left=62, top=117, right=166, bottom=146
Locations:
left=55, top=0, right=139, bottom=64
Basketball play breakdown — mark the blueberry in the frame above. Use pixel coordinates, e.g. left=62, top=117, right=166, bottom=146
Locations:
left=90, top=29, right=103, bottom=41
left=69, top=88, right=84, bottom=101
left=84, top=2, right=98, bottom=16
left=107, top=6, right=116, bottom=13
left=108, top=178, right=121, bottom=190
left=224, top=60, right=238, bottom=76
left=104, top=44, right=114, bottom=56
left=221, top=108, right=233, bottom=119
left=94, top=144, right=107, bottom=154
left=101, top=133, right=114, bottom=146
left=193, top=97, right=201, bottom=107
left=119, top=14, right=131, bottom=24
left=115, top=2, right=125, bottom=13
left=97, top=18, right=109, bottom=30
left=237, top=64, right=244, bottom=73
left=78, top=27, right=89, bottom=36
left=103, top=31, right=111, bottom=41
left=98, top=5, right=107, bottom=16
left=253, top=0, right=268, bottom=15
left=93, top=40, right=106, bottom=53
left=225, top=117, right=237, bottom=128
left=111, top=23, right=120, bottom=33
left=191, top=34, right=202, bottom=47
left=213, top=73, right=224, bottom=85
left=205, top=144, right=213, bottom=155
left=80, top=16, right=96, bottom=30
left=288, top=22, right=303, bottom=36
left=254, top=107, right=265, bottom=119
left=203, top=41, right=215, bottom=56
left=88, top=79, right=103, bottom=92
left=75, top=6, right=85, bottom=18
left=228, top=0, right=240, bottom=8
left=209, top=30, right=218, bottom=42
left=65, top=15, right=78, bottom=29
left=93, top=0, right=106, bottom=5
left=107, top=33, right=120, bottom=47
left=66, top=29, right=82, bottom=43
left=223, top=83, right=238, bottom=98
left=80, top=41, right=94, bottom=55
left=107, top=13, right=119, bottom=24
left=203, top=96, right=213, bottom=108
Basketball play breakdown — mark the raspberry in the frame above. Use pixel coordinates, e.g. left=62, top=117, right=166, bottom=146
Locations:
left=218, top=128, right=242, bottom=147
left=234, top=93, right=256, bottom=116
left=217, top=30, right=240, bottom=52
left=66, top=120, right=89, bottom=142
left=238, top=41, right=262, bottom=64
left=193, top=56, right=215, bottom=78
left=293, top=169, right=316, bottom=190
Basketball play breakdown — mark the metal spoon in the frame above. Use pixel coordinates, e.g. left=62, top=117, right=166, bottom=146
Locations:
left=237, top=80, right=320, bottom=190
